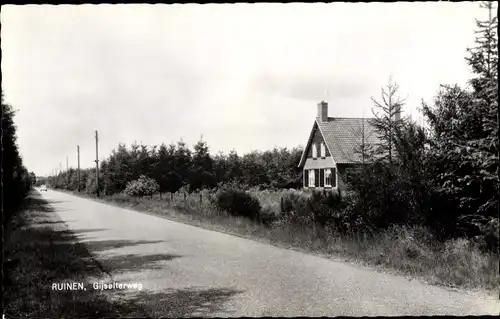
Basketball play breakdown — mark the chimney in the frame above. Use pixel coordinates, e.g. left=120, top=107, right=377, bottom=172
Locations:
left=317, top=101, right=328, bottom=122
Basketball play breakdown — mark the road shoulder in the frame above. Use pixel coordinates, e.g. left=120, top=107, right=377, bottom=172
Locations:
left=3, top=191, right=149, bottom=318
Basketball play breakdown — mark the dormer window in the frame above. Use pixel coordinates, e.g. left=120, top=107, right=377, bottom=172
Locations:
left=320, top=143, right=326, bottom=158
left=312, top=143, right=317, bottom=159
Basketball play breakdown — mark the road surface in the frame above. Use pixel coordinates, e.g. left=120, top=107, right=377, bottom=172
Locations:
left=39, top=190, right=499, bottom=317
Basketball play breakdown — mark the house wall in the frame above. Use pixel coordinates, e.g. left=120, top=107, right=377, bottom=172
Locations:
left=302, top=123, right=338, bottom=190
left=302, top=163, right=359, bottom=191
left=306, top=123, right=331, bottom=159
left=303, top=157, right=335, bottom=170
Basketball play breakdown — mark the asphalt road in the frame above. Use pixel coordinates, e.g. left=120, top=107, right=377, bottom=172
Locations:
left=39, top=189, right=499, bottom=317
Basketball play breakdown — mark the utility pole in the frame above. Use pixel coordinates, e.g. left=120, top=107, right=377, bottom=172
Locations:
left=66, top=156, right=69, bottom=186
left=95, top=130, right=100, bottom=197
left=77, top=145, right=81, bottom=192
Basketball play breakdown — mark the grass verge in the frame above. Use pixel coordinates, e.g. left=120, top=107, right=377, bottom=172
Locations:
left=55, top=189, right=499, bottom=296
left=3, top=191, right=150, bottom=318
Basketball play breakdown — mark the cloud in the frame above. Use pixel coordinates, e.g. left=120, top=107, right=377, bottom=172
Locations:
left=1, top=3, right=486, bottom=175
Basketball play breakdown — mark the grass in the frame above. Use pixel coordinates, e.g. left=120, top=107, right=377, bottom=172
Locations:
left=3, top=192, right=148, bottom=318
left=4, top=191, right=245, bottom=318
left=55, top=187, right=499, bottom=296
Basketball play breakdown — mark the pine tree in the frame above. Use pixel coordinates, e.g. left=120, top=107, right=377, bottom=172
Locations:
left=421, top=1, right=499, bottom=231
left=463, top=1, right=499, bottom=215
left=370, top=77, right=406, bottom=167
left=189, top=136, right=216, bottom=191
left=155, top=143, right=169, bottom=198
left=174, top=139, right=192, bottom=189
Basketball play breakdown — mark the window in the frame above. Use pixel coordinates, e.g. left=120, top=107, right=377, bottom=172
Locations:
left=325, top=168, right=337, bottom=187
left=325, top=169, right=332, bottom=187
left=308, top=169, right=315, bottom=187
left=320, top=143, right=326, bottom=158
left=312, top=143, right=317, bottom=159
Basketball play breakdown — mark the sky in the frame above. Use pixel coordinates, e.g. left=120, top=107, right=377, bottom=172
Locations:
left=1, top=2, right=487, bottom=176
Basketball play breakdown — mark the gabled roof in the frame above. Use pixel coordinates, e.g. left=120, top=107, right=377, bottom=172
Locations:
left=298, top=117, right=381, bottom=167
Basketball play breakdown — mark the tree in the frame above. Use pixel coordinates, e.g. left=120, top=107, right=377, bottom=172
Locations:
left=226, top=150, right=242, bottom=183
left=106, top=143, right=134, bottom=194
left=240, top=151, right=267, bottom=187
left=422, top=1, right=498, bottom=219
left=154, top=143, right=170, bottom=198
left=189, top=137, right=217, bottom=191
left=463, top=0, right=499, bottom=216
left=2, top=92, right=32, bottom=221
left=345, top=114, right=377, bottom=207
left=370, top=78, right=406, bottom=167
left=213, top=151, right=229, bottom=183
left=174, top=139, right=192, bottom=188
left=29, top=172, right=36, bottom=187
left=69, top=168, right=80, bottom=191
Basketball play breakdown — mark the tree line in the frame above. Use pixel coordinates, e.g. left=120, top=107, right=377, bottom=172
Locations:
left=3, top=92, right=36, bottom=226
left=49, top=140, right=303, bottom=196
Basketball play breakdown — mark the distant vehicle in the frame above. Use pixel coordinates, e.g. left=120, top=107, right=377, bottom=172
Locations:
left=40, top=185, right=48, bottom=192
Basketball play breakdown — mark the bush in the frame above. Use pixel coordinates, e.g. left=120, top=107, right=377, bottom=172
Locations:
left=85, top=171, right=103, bottom=195
left=389, top=225, right=436, bottom=260
left=124, top=175, right=159, bottom=198
left=260, top=202, right=281, bottom=226
left=212, top=185, right=261, bottom=221
left=279, top=189, right=350, bottom=229
left=455, top=215, right=499, bottom=253
left=280, top=189, right=302, bottom=213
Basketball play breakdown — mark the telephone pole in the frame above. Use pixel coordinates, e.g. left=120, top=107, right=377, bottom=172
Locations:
left=95, top=130, right=100, bottom=197
left=77, top=145, right=81, bottom=192
left=66, top=156, right=69, bottom=186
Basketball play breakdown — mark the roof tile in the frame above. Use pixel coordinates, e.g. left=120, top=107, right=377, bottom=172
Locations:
left=317, top=117, right=381, bottom=164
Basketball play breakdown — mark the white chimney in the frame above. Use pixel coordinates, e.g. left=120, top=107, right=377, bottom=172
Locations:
left=317, top=101, right=328, bottom=122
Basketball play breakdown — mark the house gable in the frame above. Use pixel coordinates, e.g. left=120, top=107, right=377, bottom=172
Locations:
left=298, top=120, right=336, bottom=168
left=307, top=122, right=331, bottom=159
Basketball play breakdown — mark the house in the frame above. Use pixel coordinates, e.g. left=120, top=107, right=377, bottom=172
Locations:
left=297, top=101, right=383, bottom=191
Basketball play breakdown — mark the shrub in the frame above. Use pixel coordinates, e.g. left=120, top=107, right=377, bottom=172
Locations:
left=124, top=175, right=159, bottom=198
left=260, top=202, right=281, bottom=226
left=280, top=189, right=301, bottom=213
left=85, top=171, right=103, bottom=195
left=455, top=215, right=499, bottom=253
left=212, top=185, right=261, bottom=221
left=278, top=189, right=310, bottom=224
left=389, top=225, right=436, bottom=260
